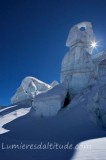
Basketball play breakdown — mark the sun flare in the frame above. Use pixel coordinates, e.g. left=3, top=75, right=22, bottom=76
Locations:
left=90, top=41, right=98, bottom=48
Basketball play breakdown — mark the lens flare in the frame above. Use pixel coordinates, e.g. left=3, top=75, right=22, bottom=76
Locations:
left=90, top=41, right=98, bottom=48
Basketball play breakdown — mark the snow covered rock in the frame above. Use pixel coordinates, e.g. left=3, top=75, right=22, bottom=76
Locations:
left=11, top=77, right=51, bottom=104
left=61, top=22, right=96, bottom=96
left=32, top=84, right=68, bottom=117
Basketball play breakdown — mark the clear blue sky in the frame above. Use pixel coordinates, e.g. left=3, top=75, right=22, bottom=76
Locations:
left=1, top=0, right=106, bottom=105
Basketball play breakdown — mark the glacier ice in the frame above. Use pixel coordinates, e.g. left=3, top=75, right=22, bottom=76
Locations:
left=50, top=80, right=59, bottom=88
left=10, top=22, right=106, bottom=126
left=2, top=20, right=106, bottom=160
left=11, top=76, right=51, bottom=104
left=66, top=22, right=95, bottom=51
left=32, top=84, right=68, bottom=117
left=61, top=22, right=96, bottom=95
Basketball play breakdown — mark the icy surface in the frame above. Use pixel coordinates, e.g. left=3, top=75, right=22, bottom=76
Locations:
left=11, top=76, right=51, bottom=104
left=86, top=83, right=106, bottom=127
left=32, top=84, right=68, bottom=117
left=61, top=22, right=96, bottom=95
left=50, top=80, right=59, bottom=87
left=66, top=22, right=95, bottom=50
left=1, top=21, right=106, bottom=160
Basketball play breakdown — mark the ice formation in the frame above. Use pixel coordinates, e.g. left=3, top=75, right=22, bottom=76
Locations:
left=11, top=77, right=51, bottom=104
left=32, top=84, right=67, bottom=117
left=11, top=22, right=106, bottom=127
left=61, top=22, right=96, bottom=95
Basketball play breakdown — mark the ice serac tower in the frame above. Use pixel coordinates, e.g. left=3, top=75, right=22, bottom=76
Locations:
left=61, top=22, right=96, bottom=95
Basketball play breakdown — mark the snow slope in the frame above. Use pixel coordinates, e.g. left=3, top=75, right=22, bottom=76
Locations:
left=0, top=105, right=17, bottom=113
left=0, top=99, right=106, bottom=160
left=71, top=138, right=106, bottom=160
left=0, top=107, right=30, bottom=134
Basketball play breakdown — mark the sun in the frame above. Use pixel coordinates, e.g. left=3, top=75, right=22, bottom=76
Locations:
left=90, top=41, right=98, bottom=48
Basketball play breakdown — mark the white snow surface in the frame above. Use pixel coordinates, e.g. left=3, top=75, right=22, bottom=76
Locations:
left=0, top=107, right=31, bottom=134
left=1, top=22, right=106, bottom=160
left=21, top=76, right=51, bottom=92
left=0, top=99, right=106, bottom=160
left=0, top=105, right=17, bottom=113
left=71, top=138, right=106, bottom=160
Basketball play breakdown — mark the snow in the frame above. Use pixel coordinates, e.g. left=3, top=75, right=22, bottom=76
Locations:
left=32, top=84, right=68, bottom=117
left=1, top=22, right=106, bottom=160
left=11, top=77, right=59, bottom=104
left=0, top=107, right=31, bottom=134
left=71, top=138, right=106, bottom=160
left=0, top=105, right=17, bottom=113
left=21, top=76, right=51, bottom=92
left=61, top=22, right=96, bottom=96
left=11, top=76, right=51, bottom=104
left=66, top=22, right=95, bottom=50
left=50, top=80, right=59, bottom=87
left=0, top=99, right=106, bottom=160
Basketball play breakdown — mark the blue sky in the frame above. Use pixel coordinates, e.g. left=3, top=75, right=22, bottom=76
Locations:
left=1, top=0, right=106, bottom=105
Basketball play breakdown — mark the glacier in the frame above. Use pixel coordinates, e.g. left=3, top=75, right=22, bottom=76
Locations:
left=10, top=22, right=106, bottom=128
left=11, top=76, right=53, bottom=104
left=1, top=21, right=106, bottom=160
left=0, top=97, right=106, bottom=160
left=32, top=83, right=68, bottom=117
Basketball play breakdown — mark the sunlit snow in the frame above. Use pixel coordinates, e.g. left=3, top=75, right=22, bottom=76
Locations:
left=0, top=107, right=31, bottom=134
